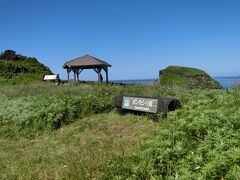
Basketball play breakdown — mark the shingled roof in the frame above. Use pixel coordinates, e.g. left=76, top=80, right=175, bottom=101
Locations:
left=63, top=55, right=111, bottom=69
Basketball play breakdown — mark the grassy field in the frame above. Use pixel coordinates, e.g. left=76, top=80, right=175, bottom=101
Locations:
left=0, top=113, right=155, bottom=179
left=0, top=82, right=239, bottom=179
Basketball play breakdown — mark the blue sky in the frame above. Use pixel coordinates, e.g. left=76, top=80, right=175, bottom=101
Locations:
left=1, top=0, right=240, bottom=80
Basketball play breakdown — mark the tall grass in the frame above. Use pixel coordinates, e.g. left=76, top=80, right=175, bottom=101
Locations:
left=0, top=113, right=155, bottom=179
left=0, top=82, right=203, bottom=136
left=0, top=83, right=116, bottom=136
left=0, top=82, right=239, bottom=179
left=107, top=89, right=240, bottom=179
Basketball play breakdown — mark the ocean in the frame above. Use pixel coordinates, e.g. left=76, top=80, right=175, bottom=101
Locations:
left=112, top=76, right=240, bottom=89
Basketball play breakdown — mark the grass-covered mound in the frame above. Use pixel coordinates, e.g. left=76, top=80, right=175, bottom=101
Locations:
left=159, top=66, right=223, bottom=89
left=0, top=50, right=52, bottom=84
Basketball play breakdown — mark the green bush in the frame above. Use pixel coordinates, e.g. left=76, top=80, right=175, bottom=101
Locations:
left=0, top=82, right=209, bottom=136
left=0, top=91, right=114, bottom=134
left=0, top=50, right=52, bottom=85
left=108, top=89, right=240, bottom=179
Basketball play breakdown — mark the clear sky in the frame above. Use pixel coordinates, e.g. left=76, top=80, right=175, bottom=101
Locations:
left=1, top=0, right=240, bottom=80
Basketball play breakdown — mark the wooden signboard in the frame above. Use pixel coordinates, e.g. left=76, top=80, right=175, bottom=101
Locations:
left=122, top=96, right=158, bottom=113
left=113, top=95, right=181, bottom=114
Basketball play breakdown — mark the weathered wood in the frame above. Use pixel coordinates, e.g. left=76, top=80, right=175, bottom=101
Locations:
left=97, top=67, right=102, bottom=83
left=113, top=95, right=181, bottom=114
left=67, top=69, right=71, bottom=81
left=106, top=67, right=108, bottom=83
left=79, top=69, right=84, bottom=74
left=103, top=66, right=109, bottom=83
left=93, top=68, right=98, bottom=74
left=73, top=72, right=76, bottom=82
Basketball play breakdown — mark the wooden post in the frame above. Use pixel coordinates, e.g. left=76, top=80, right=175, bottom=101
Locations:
left=67, top=69, right=71, bottom=82
left=73, top=69, right=76, bottom=82
left=106, top=67, right=109, bottom=83
left=76, top=69, right=79, bottom=82
left=97, top=67, right=102, bottom=83
left=103, top=67, right=109, bottom=83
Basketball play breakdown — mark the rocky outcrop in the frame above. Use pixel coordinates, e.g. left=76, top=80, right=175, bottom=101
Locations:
left=159, top=66, right=223, bottom=89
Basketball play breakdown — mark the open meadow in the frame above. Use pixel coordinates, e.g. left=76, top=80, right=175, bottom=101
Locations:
left=2, top=0, right=240, bottom=179
left=0, top=82, right=239, bottom=179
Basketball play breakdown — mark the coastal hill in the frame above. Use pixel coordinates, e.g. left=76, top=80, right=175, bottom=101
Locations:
left=0, top=50, right=52, bottom=84
left=159, top=66, right=223, bottom=89
left=0, top=53, right=239, bottom=179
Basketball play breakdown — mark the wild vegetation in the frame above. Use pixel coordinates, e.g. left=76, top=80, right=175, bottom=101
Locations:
left=0, top=50, right=52, bottom=84
left=107, top=88, right=240, bottom=179
left=0, top=81, right=239, bottom=179
left=159, top=66, right=223, bottom=89
left=0, top=51, right=239, bottom=179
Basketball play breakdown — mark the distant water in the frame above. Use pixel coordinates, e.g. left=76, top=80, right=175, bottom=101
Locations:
left=112, top=79, right=157, bottom=84
left=112, top=76, right=240, bottom=89
left=214, top=76, right=240, bottom=89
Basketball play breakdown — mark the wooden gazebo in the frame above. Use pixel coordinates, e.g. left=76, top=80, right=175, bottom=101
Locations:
left=63, top=55, right=112, bottom=83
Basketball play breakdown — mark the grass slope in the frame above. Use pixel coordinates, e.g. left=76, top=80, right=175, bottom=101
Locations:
left=0, top=113, right=155, bottom=179
left=0, top=82, right=239, bottom=179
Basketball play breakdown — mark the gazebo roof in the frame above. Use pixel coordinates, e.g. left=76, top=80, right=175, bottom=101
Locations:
left=63, top=55, right=111, bottom=69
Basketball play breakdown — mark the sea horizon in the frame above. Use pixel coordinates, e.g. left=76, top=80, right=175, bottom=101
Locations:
left=112, top=75, right=240, bottom=89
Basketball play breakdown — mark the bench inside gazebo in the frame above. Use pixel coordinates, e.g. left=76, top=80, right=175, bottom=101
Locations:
left=63, top=55, right=112, bottom=83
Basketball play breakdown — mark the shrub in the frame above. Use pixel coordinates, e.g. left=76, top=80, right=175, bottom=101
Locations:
left=0, top=91, right=114, bottom=134
left=107, top=89, right=240, bottom=179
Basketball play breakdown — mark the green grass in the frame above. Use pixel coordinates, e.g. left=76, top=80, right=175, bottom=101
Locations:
left=162, top=66, right=207, bottom=76
left=159, top=66, right=223, bottom=89
left=0, top=113, right=155, bottom=179
left=0, top=82, right=239, bottom=179
left=106, top=89, right=240, bottom=179
left=0, top=82, right=203, bottom=136
left=159, top=73, right=188, bottom=87
left=0, top=57, right=52, bottom=85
